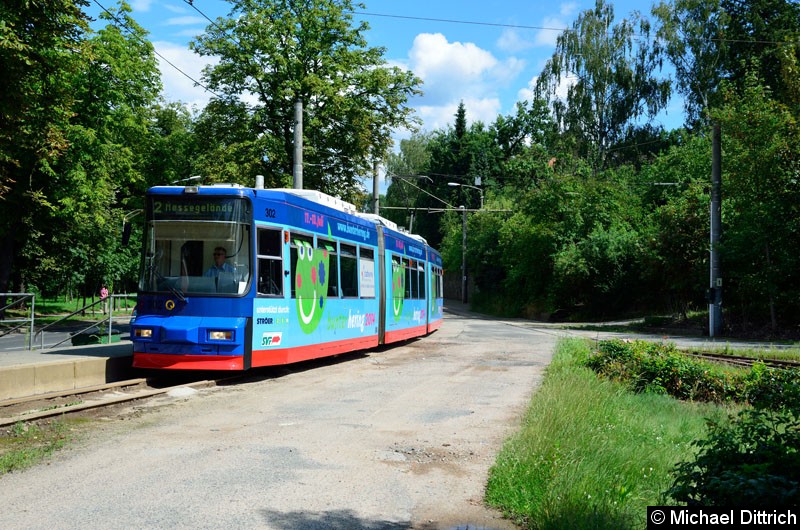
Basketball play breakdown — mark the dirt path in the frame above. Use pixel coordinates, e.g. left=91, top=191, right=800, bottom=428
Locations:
left=0, top=312, right=557, bottom=529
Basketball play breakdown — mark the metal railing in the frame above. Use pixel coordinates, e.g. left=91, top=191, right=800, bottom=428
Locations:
left=0, top=293, right=136, bottom=350
left=28, top=293, right=137, bottom=350
left=0, top=293, right=36, bottom=348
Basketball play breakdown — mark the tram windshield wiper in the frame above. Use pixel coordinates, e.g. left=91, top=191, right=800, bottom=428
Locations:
left=147, top=263, right=187, bottom=302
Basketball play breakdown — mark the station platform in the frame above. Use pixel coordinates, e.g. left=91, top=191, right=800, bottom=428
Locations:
left=1, top=302, right=468, bottom=402
left=0, top=342, right=134, bottom=401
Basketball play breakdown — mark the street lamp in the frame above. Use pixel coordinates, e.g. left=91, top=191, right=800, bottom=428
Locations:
left=391, top=175, right=447, bottom=231
left=447, top=182, right=484, bottom=304
left=448, top=182, right=483, bottom=209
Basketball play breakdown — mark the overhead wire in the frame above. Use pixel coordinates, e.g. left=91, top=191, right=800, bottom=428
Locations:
left=182, top=0, right=243, bottom=48
left=91, top=0, right=223, bottom=99
left=350, top=10, right=800, bottom=47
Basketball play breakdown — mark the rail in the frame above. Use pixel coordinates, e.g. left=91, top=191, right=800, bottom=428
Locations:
left=0, top=293, right=36, bottom=348
left=31, top=293, right=136, bottom=350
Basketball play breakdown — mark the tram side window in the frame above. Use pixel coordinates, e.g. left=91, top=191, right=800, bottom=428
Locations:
left=257, top=228, right=283, bottom=296
left=392, top=255, right=403, bottom=300
left=404, top=258, right=415, bottom=299
left=340, top=243, right=358, bottom=297
left=419, top=262, right=426, bottom=300
left=318, top=237, right=339, bottom=298
left=290, top=232, right=314, bottom=299
left=359, top=247, right=375, bottom=299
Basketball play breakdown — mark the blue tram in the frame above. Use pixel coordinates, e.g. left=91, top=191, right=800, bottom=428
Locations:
left=130, top=183, right=444, bottom=370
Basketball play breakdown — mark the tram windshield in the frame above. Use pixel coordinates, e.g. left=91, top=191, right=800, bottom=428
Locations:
left=139, top=196, right=252, bottom=296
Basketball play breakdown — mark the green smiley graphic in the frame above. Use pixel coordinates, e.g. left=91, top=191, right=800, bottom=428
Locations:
left=295, top=240, right=330, bottom=334
left=392, top=260, right=405, bottom=322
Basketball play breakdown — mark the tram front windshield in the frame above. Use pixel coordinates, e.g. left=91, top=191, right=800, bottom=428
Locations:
left=139, top=196, right=252, bottom=296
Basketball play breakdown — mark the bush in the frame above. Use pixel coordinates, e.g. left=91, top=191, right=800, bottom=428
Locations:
left=668, top=408, right=800, bottom=507
left=743, top=363, right=800, bottom=412
left=584, top=340, right=800, bottom=509
left=585, top=340, right=736, bottom=403
left=585, top=340, right=800, bottom=410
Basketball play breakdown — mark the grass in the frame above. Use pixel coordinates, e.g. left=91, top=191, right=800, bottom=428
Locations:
left=486, top=338, right=734, bottom=530
left=0, top=419, right=87, bottom=475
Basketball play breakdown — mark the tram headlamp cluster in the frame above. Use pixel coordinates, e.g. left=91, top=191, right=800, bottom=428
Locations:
left=134, top=328, right=153, bottom=338
left=208, top=330, right=233, bottom=341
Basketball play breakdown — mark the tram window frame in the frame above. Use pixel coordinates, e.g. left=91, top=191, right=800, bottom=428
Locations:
left=289, top=232, right=314, bottom=299
left=391, top=255, right=403, bottom=302
left=404, top=258, right=415, bottom=299
left=257, top=228, right=284, bottom=296
left=359, top=247, right=375, bottom=299
left=418, top=261, right=426, bottom=301
left=340, top=243, right=358, bottom=298
left=318, top=236, right=339, bottom=298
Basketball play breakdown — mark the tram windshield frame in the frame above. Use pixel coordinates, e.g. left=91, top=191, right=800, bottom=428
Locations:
left=139, top=196, right=252, bottom=296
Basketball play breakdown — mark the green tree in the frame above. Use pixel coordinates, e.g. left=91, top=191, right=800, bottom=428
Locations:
left=639, top=134, right=711, bottom=318
left=652, top=0, right=729, bottom=127
left=49, top=1, right=161, bottom=298
left=192, top=98, right=275, bottom=188
left=191, top=0, right=421, bottom=201
left=720, top=0, right=800, bottom=113
left=714, top=74, right=800, bottom=331
left=0, top=0, right=90, bottom=297
left=146, top=102, right=197, bottom=186
left=382, top=134, right=433, bottom=230
left=536, top=0, right=670, bottom=171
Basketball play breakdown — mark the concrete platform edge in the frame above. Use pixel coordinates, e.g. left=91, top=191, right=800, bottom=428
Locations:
left=1, top=343, right=134, bottom=401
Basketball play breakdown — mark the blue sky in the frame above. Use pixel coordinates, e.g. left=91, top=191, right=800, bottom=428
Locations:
left=86, top=0, right=685, bottom=139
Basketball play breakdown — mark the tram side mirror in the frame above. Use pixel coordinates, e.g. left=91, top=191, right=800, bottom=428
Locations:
left=122, top=222, right=132, bottom=247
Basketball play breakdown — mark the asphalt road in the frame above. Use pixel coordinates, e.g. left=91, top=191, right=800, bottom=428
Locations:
left=0, top=310, right=559, bottom=530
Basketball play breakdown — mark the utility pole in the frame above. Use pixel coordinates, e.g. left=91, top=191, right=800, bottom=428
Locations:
left=372, top=160, right=379, bottom=214
left=461, top=206, right=467, bottom=303
left=293, top=100, right=303, bottom=189
left=709, top=124, right=722, bottom=337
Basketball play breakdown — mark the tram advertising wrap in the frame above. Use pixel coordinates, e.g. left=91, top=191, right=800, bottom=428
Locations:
left=131, top=184, right=443, bottom=370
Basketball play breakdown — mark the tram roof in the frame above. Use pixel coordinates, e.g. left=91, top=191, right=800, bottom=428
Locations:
left=147, top=184, right=431, bottom=247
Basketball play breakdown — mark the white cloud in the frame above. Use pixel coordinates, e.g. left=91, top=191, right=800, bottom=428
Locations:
left=416, top=97, right=501, bottom=131
left=531, top=2, right=580, bottom=47
left=153, top=41, right=218, bottom=109
left=409, top=33, right=497, bottom=90
left=534, top=17, right=568, bottom=47
left=400, top=33, right=522, bottom=131
left=497, top=29, right=534, bottom=53
left=130, top=0, right=154, bottom=12
left=165, top=16, right=207, bottom=26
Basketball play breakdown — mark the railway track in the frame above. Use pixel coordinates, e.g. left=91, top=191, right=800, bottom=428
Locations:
left=686, top=351, right=800, bottom=370
left=0, top=376, right=235, bottom=427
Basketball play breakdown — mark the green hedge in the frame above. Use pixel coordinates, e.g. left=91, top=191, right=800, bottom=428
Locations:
left=585, top=339, right=800, bottom=508
left=585, top=339, right=800, bottom=410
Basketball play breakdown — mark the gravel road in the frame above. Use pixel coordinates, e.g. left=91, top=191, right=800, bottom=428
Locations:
left=0, top=309, right=559, bottom=530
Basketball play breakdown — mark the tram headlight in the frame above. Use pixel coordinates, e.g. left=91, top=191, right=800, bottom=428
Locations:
left=134, top=328, right=153, bottom=338
left=208, top=330, right=233, bottom=341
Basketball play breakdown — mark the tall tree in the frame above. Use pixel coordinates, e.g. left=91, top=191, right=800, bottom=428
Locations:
left=0, top=0, right=90, bottom=296
left=652, top=0, right=729, bottom=127
left=535, top=0, right=670, bottom=170
left=383, top=134, right=433, bottom=229
left=714, top=74, right=800, bottom=331
left=191, top=0, right=421, bottom=200
left=720, top=0, right=800, bottom=112
left=45, top=1, right=161, bottom=298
